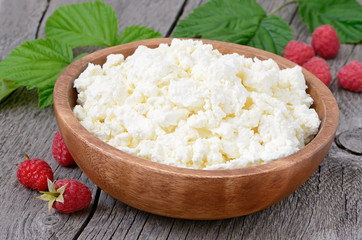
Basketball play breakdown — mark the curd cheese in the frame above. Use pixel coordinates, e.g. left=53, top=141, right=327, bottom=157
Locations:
left=73, top=39, right=321, bottom=169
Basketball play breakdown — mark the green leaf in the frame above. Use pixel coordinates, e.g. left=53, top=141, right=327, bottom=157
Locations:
left=173, top=0, right=265, bottom=44
left=45, top=0, right=118, bottom=47
left=247, top=15, right=293, bottom=55
left=0, top=79, right=20, bottom=100
left=172, top=0, right=293, bottom=54
left=297, top=0, right=362, bottom=43
left=117, top=26, right=162, bottom=45
left=0, top=38, right=73, bottom=108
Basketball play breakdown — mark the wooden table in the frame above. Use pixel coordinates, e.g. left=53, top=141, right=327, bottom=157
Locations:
left=1, top=0, right=361, bottom=239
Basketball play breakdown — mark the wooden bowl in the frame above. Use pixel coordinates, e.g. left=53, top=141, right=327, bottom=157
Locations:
left=53, top=38, right=339, bottom=220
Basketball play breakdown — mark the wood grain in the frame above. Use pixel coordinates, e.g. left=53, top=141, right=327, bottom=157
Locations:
left=0, top=0, right=99, bottom=239
left=0, top=0, right=361, bottom=239
left=336, top=128, right=362, bottom=155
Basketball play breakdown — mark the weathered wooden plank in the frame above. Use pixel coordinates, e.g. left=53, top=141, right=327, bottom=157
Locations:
left=0, top=0, right=48, bottom=60
left=331, top=44, right=362, bottom=135
left=1, top=0, right=361, bottom=239
left=0, top=90, right=99, bottom=240
left=0, top=0, right=100, bottom=239
left=1, top=0, right=187, bottom=238
left=336, top=128, right=362, bottom=154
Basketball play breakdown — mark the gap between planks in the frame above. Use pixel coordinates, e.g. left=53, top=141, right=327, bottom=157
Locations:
left=72, top=188, right=102, bottom=240
left=35, top=0, right=50, bottom=39
left=165, top=0, right=189, bottom=37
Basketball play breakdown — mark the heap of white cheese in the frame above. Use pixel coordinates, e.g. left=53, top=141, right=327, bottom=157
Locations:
left=73, top=39, right=320, bottom=169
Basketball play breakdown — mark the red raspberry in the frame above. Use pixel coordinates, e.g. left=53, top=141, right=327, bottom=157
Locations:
left=312, top=25, right=340, bottom=59
left=17, top=154, right=54, bottom=191
left=283, top=40, right=315, bottom=65
left=38, top=179, right=92, bottom=213
left=337, top=61, right=362, bottom=92
left=303, top=57, right=331, bottom=86
left=52, top=131, right=75, bottom=166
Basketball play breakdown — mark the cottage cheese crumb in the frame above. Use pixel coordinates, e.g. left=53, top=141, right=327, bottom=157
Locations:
left=73, top=39, right=320, bottom=169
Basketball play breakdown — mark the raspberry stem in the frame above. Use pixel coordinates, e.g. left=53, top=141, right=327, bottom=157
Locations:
left=269, top=0, right=297, bottom=16
left=37, top=179, right=67, bottom=212
left=39, top=191, right=60, bottom=198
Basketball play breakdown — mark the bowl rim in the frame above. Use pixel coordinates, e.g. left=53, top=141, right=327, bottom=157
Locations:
left=53, top=37, right=339, bottom=178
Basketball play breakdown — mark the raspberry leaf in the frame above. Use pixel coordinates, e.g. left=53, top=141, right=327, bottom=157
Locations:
left=0, top=79, right=20, bottom=100
left=297, top=0, right=362, bottom=43
left=117, top=26, right=162, bottom=45
left=172, top=0, right=293, bottom=55
left=247, top=15, right=293, bottom=56
left=173, top=0, right=265, bottom=43
left=0, top=38, right=73, bottom=108
left=45, top=0, right=118, bottom=47
left=0, top=1, right=162, bottom=108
